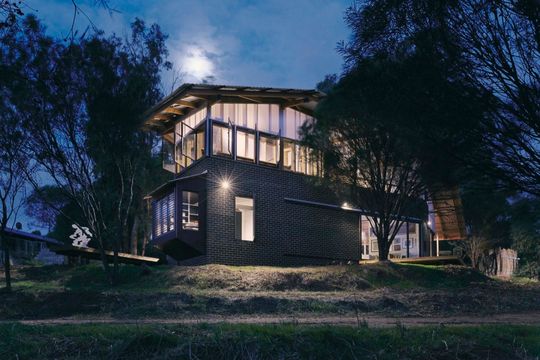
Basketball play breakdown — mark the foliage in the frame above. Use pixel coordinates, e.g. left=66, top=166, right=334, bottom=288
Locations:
left=308, top=3, right=487, bottom=259
left=511, top=198, right=540, bottom=279
left=448, top=0, right=540, bottom=196
left=1, top=14, right=170, bottom=284
left=0, top=13, right=35, bottom=291
left=0, top=323, right=539, bottom=359
left=342, top=0, right=540, bottom=196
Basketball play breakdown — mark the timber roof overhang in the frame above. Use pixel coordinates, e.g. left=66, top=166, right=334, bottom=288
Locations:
left=143, top=83, right=324, bottom=133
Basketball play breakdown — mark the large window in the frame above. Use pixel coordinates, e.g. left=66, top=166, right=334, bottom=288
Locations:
left=235, top=196, right=254, bottom=241
left=283, top=108, right=313, bottom=140
left=153, top=192, right=175, bottom=237
left=174, top=108, right=207, bottom=172
left=195, top=130, right=205, bottom=160
left=257, top=104, right=280, bottom=134
left=283, top=140, right=296, bottom=171
left=182, top=132, right=196, bottom=168
left=167, top=103, right=325, bottom=178
left=182, top=191, right=199, bottom=231
left=162, top=133, right=175, bottom=173
left=213, top=124, right=232, bottom=156
left=259, top=135, right=279, bottom=165
left=211, top=103, right=279, bottom=133
left=183, top=107, right=207, bottom=129
left=236, top=130, right=255, bottom=161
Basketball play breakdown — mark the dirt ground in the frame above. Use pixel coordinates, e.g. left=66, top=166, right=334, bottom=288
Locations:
left=7, top=311, right=540, bottom=328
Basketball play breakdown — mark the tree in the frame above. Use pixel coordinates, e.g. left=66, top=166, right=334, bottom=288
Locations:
left=306, top=63, right=430, bottom=261
left=341, top=0, right=540, bottom=196
left=0, top=98, right=27, bottom=292
left=4, top=15, right=169, bottom=284
left=306, top=0, right=488, bottom=260
left=456, top=177, right=513, bottom=269
left=25, top=186, right=69, bottom=232
left=447, top=0, right=540, bottom=196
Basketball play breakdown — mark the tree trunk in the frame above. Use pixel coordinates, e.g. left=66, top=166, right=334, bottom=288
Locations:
left=112, top=240, right=119, bottom=286
left=1, top=233, right=12, bottom=292
left=377, top=236, right=390, bottom=262
left=130, top=216, right=139, bottom=255
left=141, top=230, right=148, bottom=256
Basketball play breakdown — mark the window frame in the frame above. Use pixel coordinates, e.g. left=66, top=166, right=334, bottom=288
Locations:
left=211, top=122, right=233, bottom=157
left=152, top=191, right=175, bottom=238
left=258, top=133, right=280, bottom=167
left=235, top=128, right=256, bottom=163
left=181, top=191, right=200, bottom=231
left=235, top=195, right=255, bottom=241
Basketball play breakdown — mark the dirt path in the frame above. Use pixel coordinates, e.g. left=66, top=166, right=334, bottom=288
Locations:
left=7, top=312, right=540, bottom=327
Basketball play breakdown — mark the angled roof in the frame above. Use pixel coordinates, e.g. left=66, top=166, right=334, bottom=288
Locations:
left=5, top=228, right=63, bottom=245
left=143, top=83, right=324, bottom=132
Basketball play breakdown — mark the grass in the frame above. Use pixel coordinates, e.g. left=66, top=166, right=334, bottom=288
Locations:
left=1, top=263, right=539, bottom=320
left=8, top=262, right=490, bottom=294
left=0, top=323, right=538, bottom=359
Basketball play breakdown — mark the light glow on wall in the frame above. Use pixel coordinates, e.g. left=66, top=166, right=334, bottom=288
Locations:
left=220, top=179, right=231, bottom=190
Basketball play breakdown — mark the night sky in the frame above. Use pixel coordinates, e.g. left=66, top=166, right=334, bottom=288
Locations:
left=25, top=0, right=351, bottom=90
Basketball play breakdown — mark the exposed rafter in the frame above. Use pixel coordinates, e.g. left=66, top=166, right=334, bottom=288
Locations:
left=143, top=83, right=324, bottom=131
left=162, top=107, right=183, bottom=115
left=284, top=97, right=310, bottom=108
left=174, top=100, right=197, bottom=108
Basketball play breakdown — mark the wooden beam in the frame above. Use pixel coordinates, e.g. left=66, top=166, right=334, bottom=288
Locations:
left=237, top=95, right=262, bottom=103
left=187, top=88, right=320, bottom=100
left=174, top=100, right=197, bottom=108
left=153, top=114, right=171, bottom=121
left=284, top=97, right=310, bottom=108
left=51, top=245, right=160, bottom=265
left=162, top=107, right=183, bottom=115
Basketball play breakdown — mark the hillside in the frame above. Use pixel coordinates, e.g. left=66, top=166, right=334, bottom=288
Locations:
left=1, top=263, right=539, bottom=320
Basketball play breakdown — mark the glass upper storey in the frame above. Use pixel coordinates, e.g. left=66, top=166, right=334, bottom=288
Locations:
left=162, top=102, right=321, bottom=176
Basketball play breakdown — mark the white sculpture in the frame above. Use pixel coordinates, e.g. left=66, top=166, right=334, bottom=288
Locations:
left=70, top=224, right=92, bottom=248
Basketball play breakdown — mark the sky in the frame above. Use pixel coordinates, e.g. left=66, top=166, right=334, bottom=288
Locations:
left=17, top=0, right=352, bottom=232
left=24, top=0, right=352, bottom=91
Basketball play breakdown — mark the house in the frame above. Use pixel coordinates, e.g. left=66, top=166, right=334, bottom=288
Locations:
left=0, top=228, right=65, bottom=265
left=144, top=84, right=462, bottom=265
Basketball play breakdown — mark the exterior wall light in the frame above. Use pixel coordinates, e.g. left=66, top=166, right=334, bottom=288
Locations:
left=342, top=202, right=351, bottom=209
left=221, top=180, right=231, bottom=190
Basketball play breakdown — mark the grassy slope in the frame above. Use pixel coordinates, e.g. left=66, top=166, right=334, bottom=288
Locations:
left=2, top=263, right=539, bottom=319
left=1, top=323, right=539, bottom=359
left=8, top=263, right=489, bottom=293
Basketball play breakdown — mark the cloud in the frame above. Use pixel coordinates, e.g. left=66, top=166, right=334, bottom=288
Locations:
left=23, top=0, right=350, bottom=89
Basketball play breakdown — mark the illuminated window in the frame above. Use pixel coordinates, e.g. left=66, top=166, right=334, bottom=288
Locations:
left=259, top=135, right=279, bottom=165
left=182, top=191, right=199, bottom=231
left=283, top=108, right=313, bottom=140
left=211, top=103, right=223, bottom=121
left=246, top=104, right=257, bottom=129
left=283, top=140, right=295, bottom=171
left=196, top=130, right=205, bottom=160
left=236, top=130, right=255, bottom=161
left=162, top=133, right=175, bottom=173
left=182, top=132, right=196, bottom=168
left=235, top=196, right=254, bottom=241
left=296, top=145, right=307, bottom=174
left=152, top=192, right=175, bottom=238
left=212, top=124, right=232, bottom=156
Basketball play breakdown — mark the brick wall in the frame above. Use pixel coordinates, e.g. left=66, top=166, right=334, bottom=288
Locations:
left=179, top=157, right=360, bottom=266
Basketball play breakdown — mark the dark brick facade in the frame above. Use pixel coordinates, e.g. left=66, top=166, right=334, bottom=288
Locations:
left=169, top=156, right=361, bottom=266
